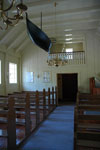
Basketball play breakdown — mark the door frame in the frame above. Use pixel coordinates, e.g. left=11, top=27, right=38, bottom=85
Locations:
left=57, top=73, right=78, bottom=103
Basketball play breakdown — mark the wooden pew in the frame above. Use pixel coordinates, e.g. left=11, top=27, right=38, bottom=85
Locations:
left=74, top=93, right=100, bottom=150
left=11, top=87, right=57, bottom=130
left=12, top=88, right=57, bottom=134
left=13, top=90, right=46, bottom=125
left=0, top=87, right=57, bottom=149
left=0, top=96, right=16, bottom=150
left=0, top=94, right=31, bottom=149
left=21, top=86, right=57, bottom=109
left=18, top=87, right=57, bottom=115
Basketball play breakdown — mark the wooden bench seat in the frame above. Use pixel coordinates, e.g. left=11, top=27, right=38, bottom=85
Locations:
left=78, top=105, right=100, bottom=110
left=78, top=100, right=100, bottom=105
left=0, top=117, right=25, bottom=125
left=74, top=92, right=100, bottom=150
left=0, top=117, right=7, bottom=123
left=0, top=110, right=8, bottom=114
left=78, top=123, right=100, bottom=129
left=16, top=111, right=36, bottom=115
left=0, top=129, right=7, bottom=137
left=77, top=131, right=100, bottom=140
left=78, top=114, right=100, bottom=121
left=77, top=140, right=100, bottom=148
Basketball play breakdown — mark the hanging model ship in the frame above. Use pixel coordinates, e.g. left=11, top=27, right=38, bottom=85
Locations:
left=26, top=13, right=52, bottom=53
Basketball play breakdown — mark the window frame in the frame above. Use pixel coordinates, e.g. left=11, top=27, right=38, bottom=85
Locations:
left=9, top=62, right=17, bottom=84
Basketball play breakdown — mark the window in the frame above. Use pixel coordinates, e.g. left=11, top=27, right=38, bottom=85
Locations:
left=66, top=48, right=73, bottom=59
left=26, top=72, right=34, bottom=83
left=0, top=60, right=1, bottom=84
left=9, top=63, right=17, bottom=84
left=43, top=71, right=51, bottom=83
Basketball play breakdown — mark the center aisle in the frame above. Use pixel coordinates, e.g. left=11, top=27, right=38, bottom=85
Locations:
left=19, top=105, right=74, bottom=150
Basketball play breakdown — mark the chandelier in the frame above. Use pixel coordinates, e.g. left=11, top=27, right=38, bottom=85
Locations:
left=47, top=53, right=67, bottom=67
left=0, top=0, right=27, bottom=30
left=47, top=2, right=67, bottom=67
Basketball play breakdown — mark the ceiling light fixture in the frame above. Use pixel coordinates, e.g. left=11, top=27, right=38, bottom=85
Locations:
left=65, top=34, right=72, bottom=36
left=65, top=38, right=72, bottom=41
left=64, top=29, right=72, bottom=31
left=0, top=0, right=27, bottom=30
left=47, top=53, right=67, bottom=67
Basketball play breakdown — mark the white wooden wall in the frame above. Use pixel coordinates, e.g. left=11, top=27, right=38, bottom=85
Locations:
left=0, top=30, right=100, bottom=94
left=21, top=30, right=100, bottom=93
left=0, top=46, right=20, bottom=95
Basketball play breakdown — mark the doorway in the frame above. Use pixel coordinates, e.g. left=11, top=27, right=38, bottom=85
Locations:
left=57, top=73, right=78, bottom=103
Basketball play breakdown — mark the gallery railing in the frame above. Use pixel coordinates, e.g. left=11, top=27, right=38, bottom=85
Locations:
left=47, top=51, right=85, bottom=66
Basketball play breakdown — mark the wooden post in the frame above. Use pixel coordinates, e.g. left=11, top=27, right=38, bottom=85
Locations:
left=43, top=89, right=46, bottom=119
left=55, top=86, right=58, bottom=106
left=7, top=97, right=16, bottom=150
left=36, top=91, right=40, bottom=125
left=77, top=93, right=84, bottom=115
left=76, top=92, right=79, bottom=107
left=74, top=107, right=77, bottom=150
left=52, top=87, right=54, bottom=109
left=48, top=88, right=51, bottom=112
left=25, top=93, right=31, bottom=137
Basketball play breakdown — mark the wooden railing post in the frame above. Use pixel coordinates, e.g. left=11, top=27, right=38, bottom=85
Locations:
left=43, top=89, right=46, bottom=119
left=55, top=86, right=58, bottom=106
left=36, top=90, right=40, bottom=125
left=48, top=88, right=51, bottom=112
left=7, top=97, right=16, bottom=150
left=52, top=87, right=54, bottom=109
left=76, top=92, right=79, bottom=107
left=25, top=93, right=31, bottom=137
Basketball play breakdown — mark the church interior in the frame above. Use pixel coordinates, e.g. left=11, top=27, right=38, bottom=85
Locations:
left=0, top=0, right=100, bottom=149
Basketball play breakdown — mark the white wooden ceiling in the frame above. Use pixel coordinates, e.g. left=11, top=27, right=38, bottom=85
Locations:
left=0, top=0, right=100, bottom=53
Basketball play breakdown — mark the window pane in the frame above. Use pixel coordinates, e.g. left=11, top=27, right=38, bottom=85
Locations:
left=66, top=48, right=73, bottom=52
left=66, top=48, right=73, bottom=59
left=9, top=63, right=17, bottom=83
